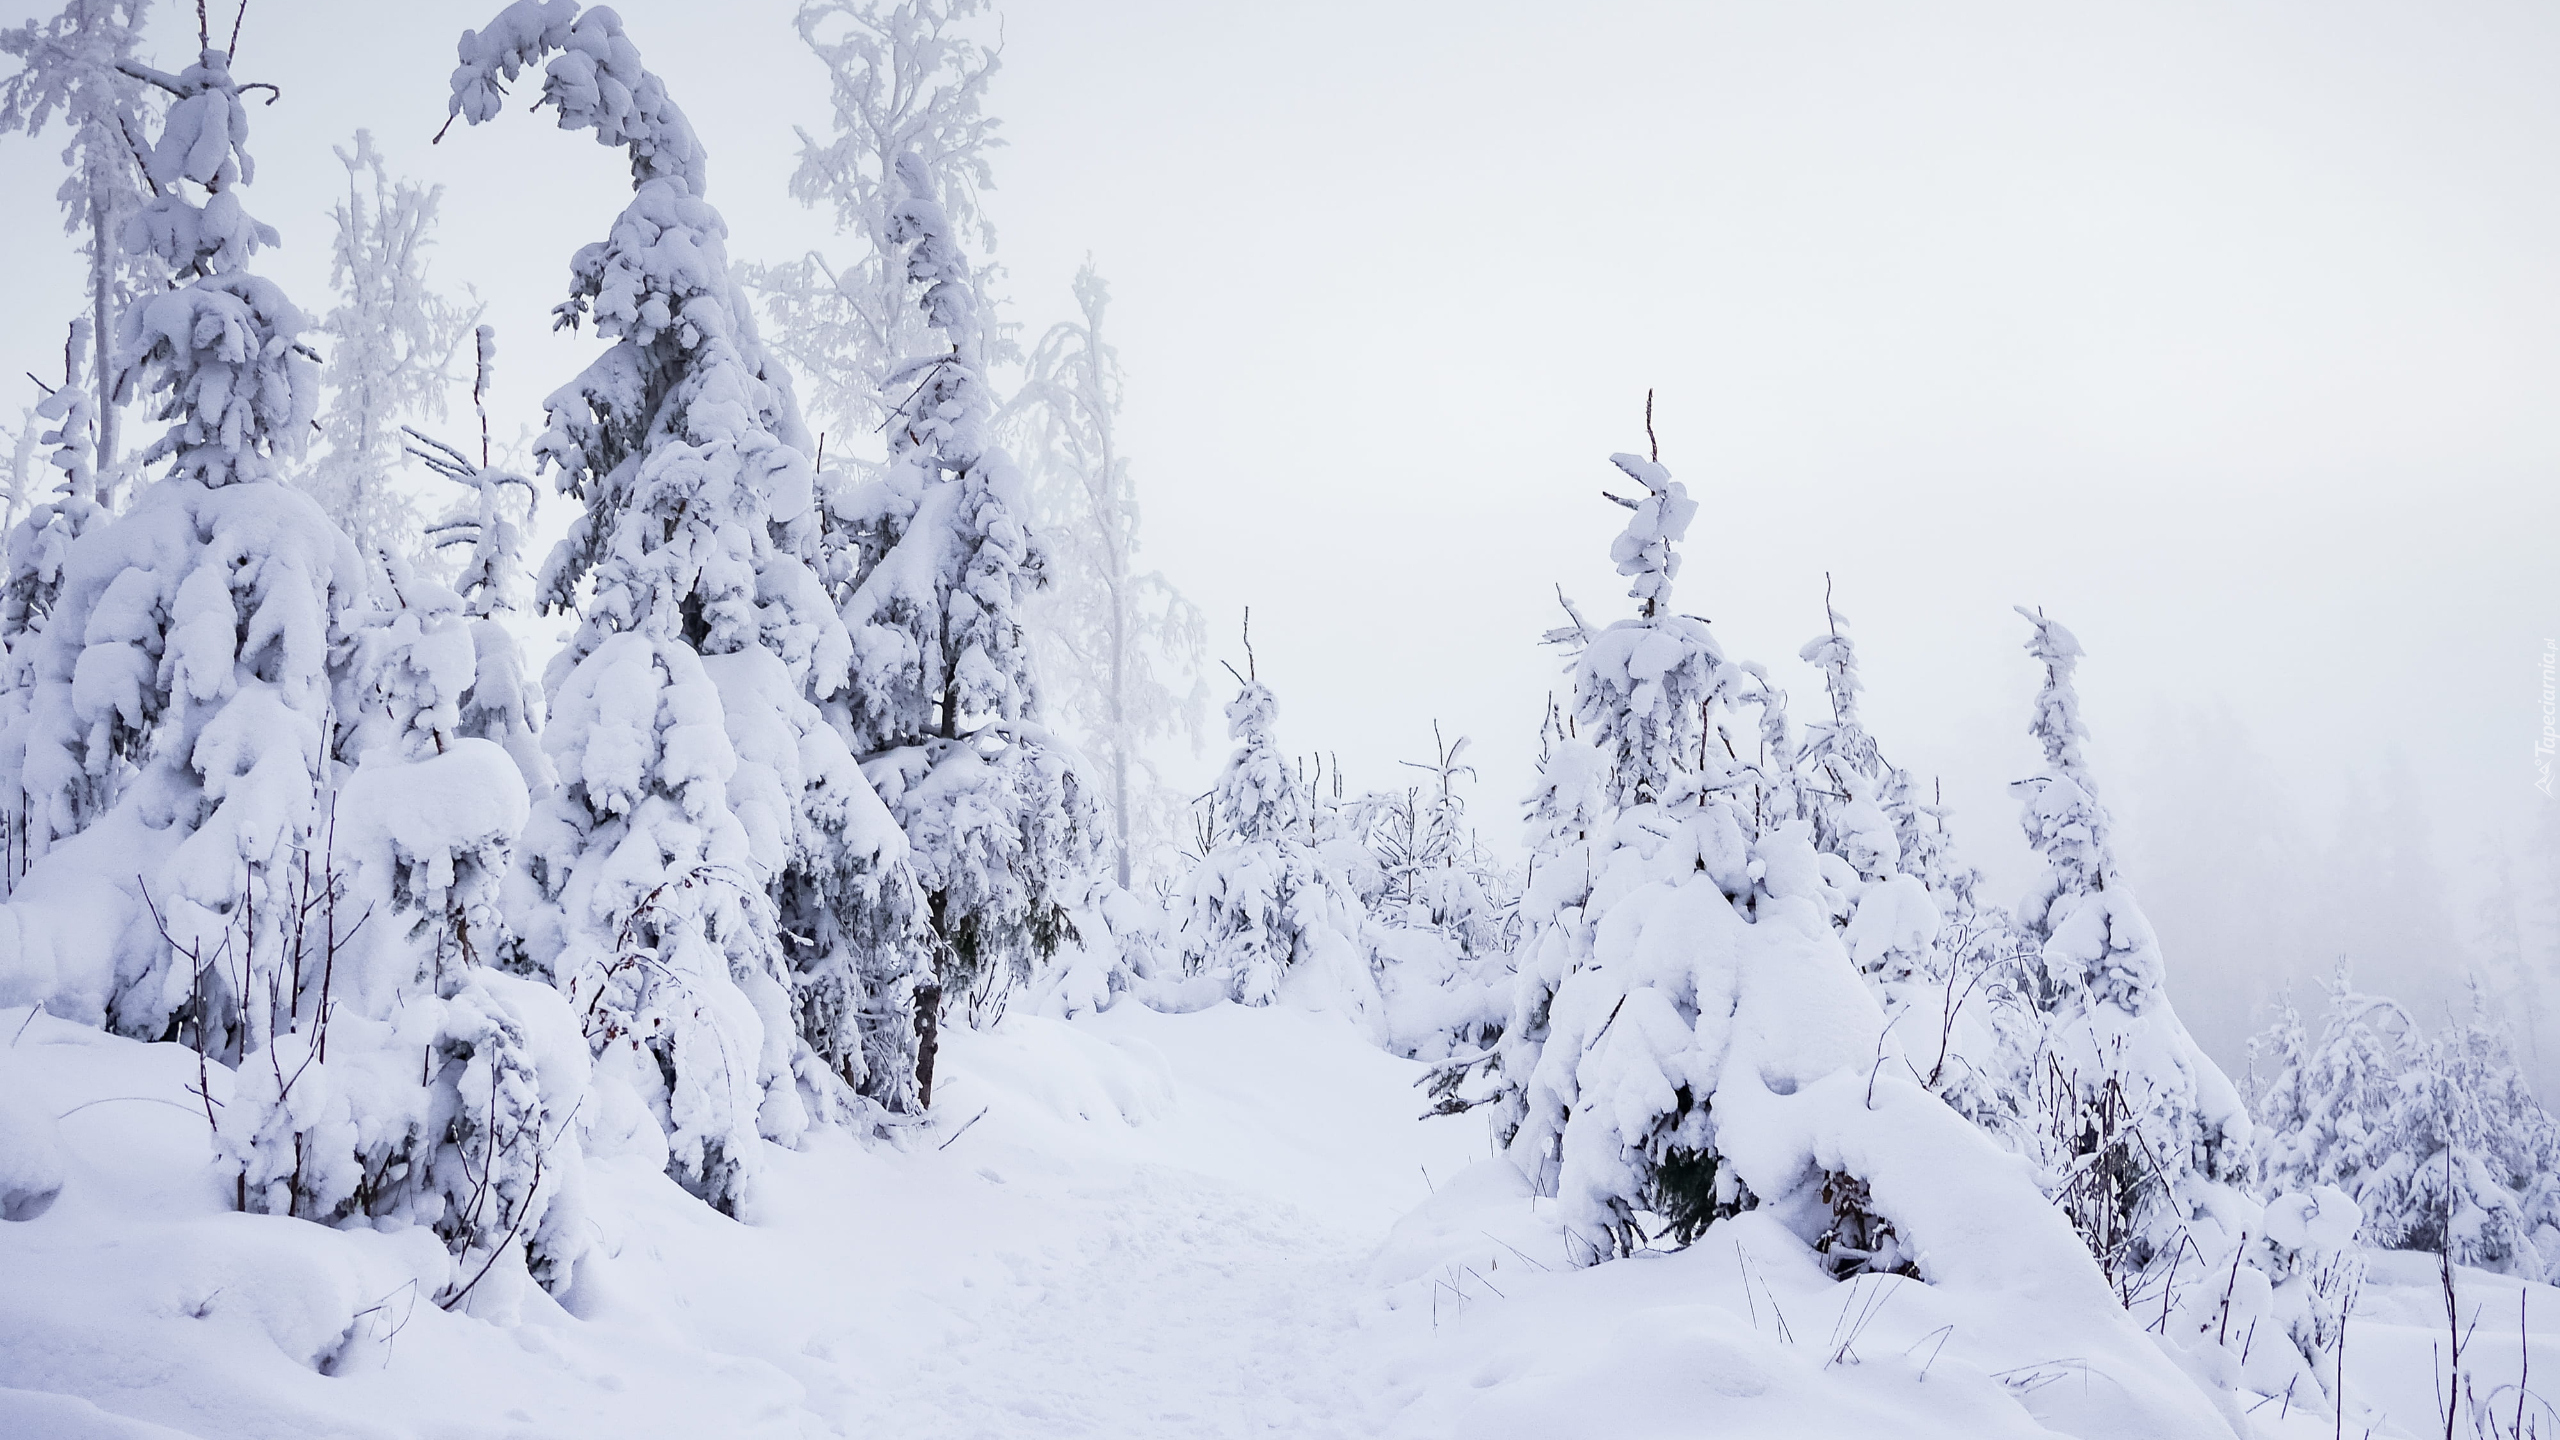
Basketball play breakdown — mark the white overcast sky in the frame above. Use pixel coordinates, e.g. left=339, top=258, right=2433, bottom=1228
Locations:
left=2, top=0, right=2554, bottom=1065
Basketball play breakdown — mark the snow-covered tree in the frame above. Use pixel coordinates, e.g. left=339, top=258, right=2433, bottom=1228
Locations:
left=1365, top=724, right=1512, bottom=1059
left=2, top=409, right=42, bottom=531
left=744, top=0, right=1003, bottom=447
left=0, top=321, right=109, bottom=652
left=403, top=325, right=552, bottom=800
left=1007, top=261, right=1207, bottom=889
left=1792, top=586, right=1890, bottom=864
left=446, top=1, right=931, bottom=1204
left=829, top=147, right=1101, bottom=1031
left=218, top=553, right=591, bottom=1302
left=1173, top=661, right=1375, bottom=1025
left=1501, top=446, right=1934, bottom=1274
left=305, top=130, right=476, bottom=562
left=0, top=321, right=113, bottom=892
left=0, top=38, right=592, bottom=1301
left=1786, top=598, right=1910, bottom=956
left=1504, top=452, right=1771, bottom=1255
left=0, top=41, right=338, bottom=963
left=2007, top=608, right=2253, bottom=1288
left=2246, top=988, right=2316, bottom=1178
left=0, top=0, right=160, bottom=488
left=1784, top=597, right=2031, bottom=1149
left=1469, top=693, right=1608, bottom=1129
left=2253, top=967, right=2418, bottom=1204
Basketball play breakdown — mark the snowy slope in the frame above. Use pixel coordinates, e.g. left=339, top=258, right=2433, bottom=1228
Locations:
left=0, top=998, right=2536, bottom=1439
left=0, top=1001, right=1484, bottom=1439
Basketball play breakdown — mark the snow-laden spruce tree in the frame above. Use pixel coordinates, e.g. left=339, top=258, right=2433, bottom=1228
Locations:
left=2008, top=608, right=2254, bottom=1291
left=1786, top=596, right=2032, bottom=1149
left=1792, top=587, right=1891, bottom=868
left=2450, top=979, right=2560, bottom=1268
left=305, top=129, right=476, bottom=563
left=0, top=0, right=161, bottom=489
left=446, top=0, right=931, bottom=1202
left=2253, top=967, right=2419, bottom=1206
left=0, top=42, right=342, bottom=1007
left=1789, top=598, right=1916, bottom=958
left=0, top=321, right=110, bottom=651
left=218, top=552, right=592, bottom=1305
left=0, top=321, right=113, bottom=892
left=2216, top=997, right=2372, bottom=1408
left=1881, top=765, right=1998, bottom=959
left=829, top=147, right=1105, bottom=1029
left=1007, top=261, right=1207, bottom=890
left=2, top=410, right=43, bottom=529
left=1174, top=656, right=1376, bottom=1026
left=1501, top=448, right=1808, bottom=1257
left=0, top=39, right=594, bottom=1302
left=744, top=0, right=1004, bottom=447
left=1364, top=724, right=1513, bottom=1059
left=403, top=326, right=552, bottom=799
left=1467, top=693, right=1610, bottom=1129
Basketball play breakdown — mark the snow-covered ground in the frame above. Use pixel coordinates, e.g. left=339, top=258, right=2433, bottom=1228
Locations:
left=1, top=998, right=2546, bottom=1439
left=0, top=1001, right=1485, bottom=1439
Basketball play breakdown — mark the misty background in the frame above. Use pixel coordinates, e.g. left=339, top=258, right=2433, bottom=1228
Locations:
left=0, top=0, right=2552, bottom=1087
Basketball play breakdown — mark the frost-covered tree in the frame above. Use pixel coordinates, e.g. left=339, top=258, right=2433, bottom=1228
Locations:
left=1504, top=450, right=1786, bottom=1256
left=445, top=0, right=930, bottom=1203
left=1787, top=598, right=1909, bottom=952
left=829, top=147, right=1102, bottom=1030
left=0, top=41, right=337, bottom=955
left=2252, top=967, right=2418, bottom=1205
left=744, top=0, right=1003, bottom=447
left=0, top=38, right=589, bottom=1298
left=2009, top=608, right=2252, bottom=1285
left=305, top=130, right=476, bottom=562
left=0, top=321, right=113, bottom=890
left=1470, top=693, right=1608, bottom=1130
left=1370, top=728, right=1502, bottom=943
left=403, top=326, right=551, bottom=798
left=1784, top=597, right=2031, bottom=1149
left=1365, top=725, right=1512, bottom=1059
left=1, top=321, right=109, bottom=650
left=1500, top=446, right=1923, bottom=1273
left=0, top=0, right=160, bottom=486
left=220, top=554, right=590, bottom=1301
left=3, top=409, right=42, bottom=530
left=1792, top=585, right=1890, bottom=863
left=1173, top=661, right=1375, bottom=1025
left=1007, top=262, right=1207, bottom=889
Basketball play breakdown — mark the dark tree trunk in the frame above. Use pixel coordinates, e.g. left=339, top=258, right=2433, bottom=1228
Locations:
left=913, top=978, right=944, bottom=1109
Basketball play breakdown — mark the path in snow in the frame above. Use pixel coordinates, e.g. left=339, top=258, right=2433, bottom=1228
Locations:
left=711, top=1003, right=1494, bottom=1440
left=836, top=1162, right=1389, bottom=1438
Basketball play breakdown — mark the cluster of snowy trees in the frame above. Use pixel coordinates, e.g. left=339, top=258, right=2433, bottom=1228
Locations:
left=0, top=8, right=2548, bottom=1429
left=1318, top=428, right=2378, bottom=1407
left=0, top=0, right=1512, bottom=1307
left=2252, top=971, right=2560, bottom=1279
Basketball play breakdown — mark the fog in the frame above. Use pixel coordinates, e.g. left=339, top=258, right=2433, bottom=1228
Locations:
left=1, top=0, right=2552, bottom=1083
